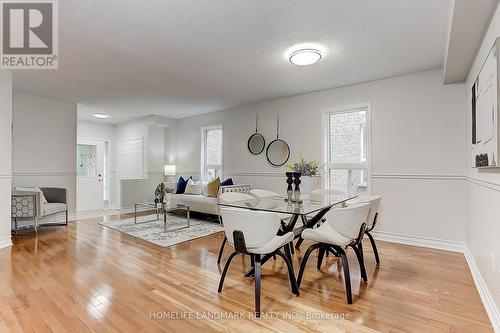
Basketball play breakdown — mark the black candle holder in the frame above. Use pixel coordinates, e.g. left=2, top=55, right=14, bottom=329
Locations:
left=286, top=172, right=294, bottom=202
left=293, top=172, right=302, bottom=202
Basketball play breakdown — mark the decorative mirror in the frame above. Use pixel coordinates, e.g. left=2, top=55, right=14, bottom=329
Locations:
left=247, top=113, right=266, bottom=155
left=266, top=114, right=290, bottom=167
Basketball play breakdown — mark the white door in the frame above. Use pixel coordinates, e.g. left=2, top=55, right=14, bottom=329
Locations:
left=77, top=140, right=105, bottom=212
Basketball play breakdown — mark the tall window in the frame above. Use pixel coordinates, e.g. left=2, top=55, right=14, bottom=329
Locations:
left=201, top=125, right=223, bottom=181
left=324, top=105, right=370, bottom=195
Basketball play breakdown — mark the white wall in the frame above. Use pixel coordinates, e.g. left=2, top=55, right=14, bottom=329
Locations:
left=176, top=69, right=467, bottom=242
left=0, top=72, right=13, bottom=249
left=12, top=93, right=77, bottom=216
left=465, top=2, right=500, bottom=323
left=77, top=119, right=118, bottom=208
left=117, top=116, right=177, bottom=209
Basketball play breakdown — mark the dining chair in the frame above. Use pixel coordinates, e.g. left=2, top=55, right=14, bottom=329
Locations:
left=349, top=195, right=382, bottom=265
left=218, top=208, right=299, bottom=317
left=249, top=189, right=295, bottom=250
left=311, top=188, right=346, bottom=196
left=249, top=189, right=281, bottom=198
left=294, top=188, right=347, bottom=250
left=296, top=203, right=370, bottom=304
left=217, top=191, right=255, bottom=264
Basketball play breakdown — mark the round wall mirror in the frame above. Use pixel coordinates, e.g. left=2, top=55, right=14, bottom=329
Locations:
left=248, top=133, right=265, bottom=155
left=266, top=139, right=290, bottom=166
left=266, top=114, right=290, bottom=167
left=247, top=113, right=266, bottom=155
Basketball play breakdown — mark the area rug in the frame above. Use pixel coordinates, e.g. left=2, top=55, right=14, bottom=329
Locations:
left=99, top=214, right=223, bottom=247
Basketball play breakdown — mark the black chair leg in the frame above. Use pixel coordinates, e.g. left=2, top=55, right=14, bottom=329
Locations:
left=351, top=245, right=367, bottom=283
left=254, top=255, right=261, bottom=318
left=358, top=241, right=364, bottom=262
left=297, top=243, right=323, bottom=287
left=338, top=248, right=352, bottom=304
left=218, top=251, right=238, bottom=292
left=366, top=232, right=380, bottom=266
left=217, top=236, right=227, bottom=264
left=317, top=248, right=325, bottom=269
left=295, top=237, right=304, bottom=250
left=275, top=250, right=300, bottom=296
left=290, top=242, right=295, bottom=255
left=250, top=254, right=255, bottom=272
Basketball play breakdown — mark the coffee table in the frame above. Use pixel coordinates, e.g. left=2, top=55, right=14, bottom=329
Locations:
left=134, top=202, right=190, bottom=232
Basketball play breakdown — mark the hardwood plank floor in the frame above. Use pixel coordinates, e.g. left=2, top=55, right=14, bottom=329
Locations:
left=0, top=213, right=493, bottom=333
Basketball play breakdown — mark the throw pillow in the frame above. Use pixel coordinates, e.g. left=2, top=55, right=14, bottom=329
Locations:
left=206, top=177, right=221, bottom=197
left=220, top=178, right=234, bottom=186
left=175, top=176, right=190, bottom=194
left=184, top=179, right=201, bottom=195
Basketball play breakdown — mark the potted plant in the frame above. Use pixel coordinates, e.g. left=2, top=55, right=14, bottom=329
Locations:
left=286, top=155, right=323, bottom=200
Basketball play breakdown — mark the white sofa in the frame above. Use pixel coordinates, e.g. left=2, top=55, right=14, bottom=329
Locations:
left=170, top=184, right=250, bottom=215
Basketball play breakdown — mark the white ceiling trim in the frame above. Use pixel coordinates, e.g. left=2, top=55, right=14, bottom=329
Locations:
left=443, top=0, right=499, bottom=84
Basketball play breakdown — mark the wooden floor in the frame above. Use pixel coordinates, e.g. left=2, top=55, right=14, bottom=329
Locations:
left=0, top=213, right=493, bottom=333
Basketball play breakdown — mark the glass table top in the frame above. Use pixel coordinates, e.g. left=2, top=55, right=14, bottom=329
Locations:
left=217, top=193, right=357, bottom=215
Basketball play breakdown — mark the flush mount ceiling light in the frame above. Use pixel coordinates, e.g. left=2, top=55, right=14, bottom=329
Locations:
left=289, top=48, right=322, bottom=66
left=93, top=113, right=110, bottom=119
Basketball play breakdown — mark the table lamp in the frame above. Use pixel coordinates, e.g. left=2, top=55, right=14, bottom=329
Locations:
left=164, top=164, right=176, bottom=182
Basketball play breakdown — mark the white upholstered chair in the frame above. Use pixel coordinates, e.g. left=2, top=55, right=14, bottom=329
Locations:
left=297, top=203, right=370, bottom=304
left=218, top=208, right=299, bottom=317
left=294, top=188, right=347, bottom=250
left=249, top=189, right=283, bottom=198
left=310, top=188, right=346, bottom=196
left=348, top=195, right=382, bottom=265
left=249, top=188, right=293, bottom=220
left=216, top=191, right=255, bottom=264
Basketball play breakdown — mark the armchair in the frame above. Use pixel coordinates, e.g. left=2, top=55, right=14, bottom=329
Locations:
left=12, top=187, right=68, bottom=234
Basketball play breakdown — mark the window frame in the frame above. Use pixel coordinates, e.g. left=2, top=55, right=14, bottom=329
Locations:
left=200, top=124, right=223, bottom=182
left=322, top=103, right=372, bottom=194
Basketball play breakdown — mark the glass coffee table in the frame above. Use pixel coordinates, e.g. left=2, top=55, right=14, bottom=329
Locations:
left=134, top=202, right=190, bottom=233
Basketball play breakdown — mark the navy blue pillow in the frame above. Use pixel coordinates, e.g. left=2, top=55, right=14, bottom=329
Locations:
left=220, top=178, right=234, bottom=186
left=175, top=176, right=191, bottom=194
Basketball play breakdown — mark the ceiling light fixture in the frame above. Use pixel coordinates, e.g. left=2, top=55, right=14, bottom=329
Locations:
left=289, top=49, right=322, bottom=66
left=93, top=113, right=110, bottom=119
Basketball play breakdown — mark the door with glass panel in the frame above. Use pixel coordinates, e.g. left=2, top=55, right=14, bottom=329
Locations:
left=324, top=105, right=370, bottom=196
left=77, top=140, right=108, bottom=212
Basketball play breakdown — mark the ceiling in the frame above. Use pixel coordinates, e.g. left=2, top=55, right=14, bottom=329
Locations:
left=13, top=0, right=452, bottom=123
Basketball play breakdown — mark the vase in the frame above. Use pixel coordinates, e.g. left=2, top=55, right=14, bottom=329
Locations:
left=300, top=176, right=318, bottom=200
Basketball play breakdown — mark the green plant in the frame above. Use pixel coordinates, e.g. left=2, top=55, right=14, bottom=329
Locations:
left=286, top=155, right=323, bottom=177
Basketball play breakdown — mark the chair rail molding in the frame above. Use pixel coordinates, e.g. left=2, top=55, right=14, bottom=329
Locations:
left=466, top=176, right=500, bottom=192
left=13, top=171, right=77, bottom=177
left=371, top=173, right=464, bottom=180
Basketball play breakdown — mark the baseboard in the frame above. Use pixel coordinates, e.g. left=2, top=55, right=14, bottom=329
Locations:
left=462, top=249, right=500, bottom=333
left=372, top=230, right=499, bottom=332
left=0, top=236, right=12, bottom=250
left=371, top=230, right=467, bottom=252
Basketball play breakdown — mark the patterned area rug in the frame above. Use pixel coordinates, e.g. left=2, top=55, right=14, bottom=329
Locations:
left=99, top=213, right=223, bottom=247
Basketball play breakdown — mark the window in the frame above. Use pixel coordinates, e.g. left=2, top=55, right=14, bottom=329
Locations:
left=201, top=125, right=223, bottom=181
left=324, top=105, right=370, bottom=195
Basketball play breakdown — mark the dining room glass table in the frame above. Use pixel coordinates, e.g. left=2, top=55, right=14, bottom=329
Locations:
left=217, top=192, right=358, bottom=276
